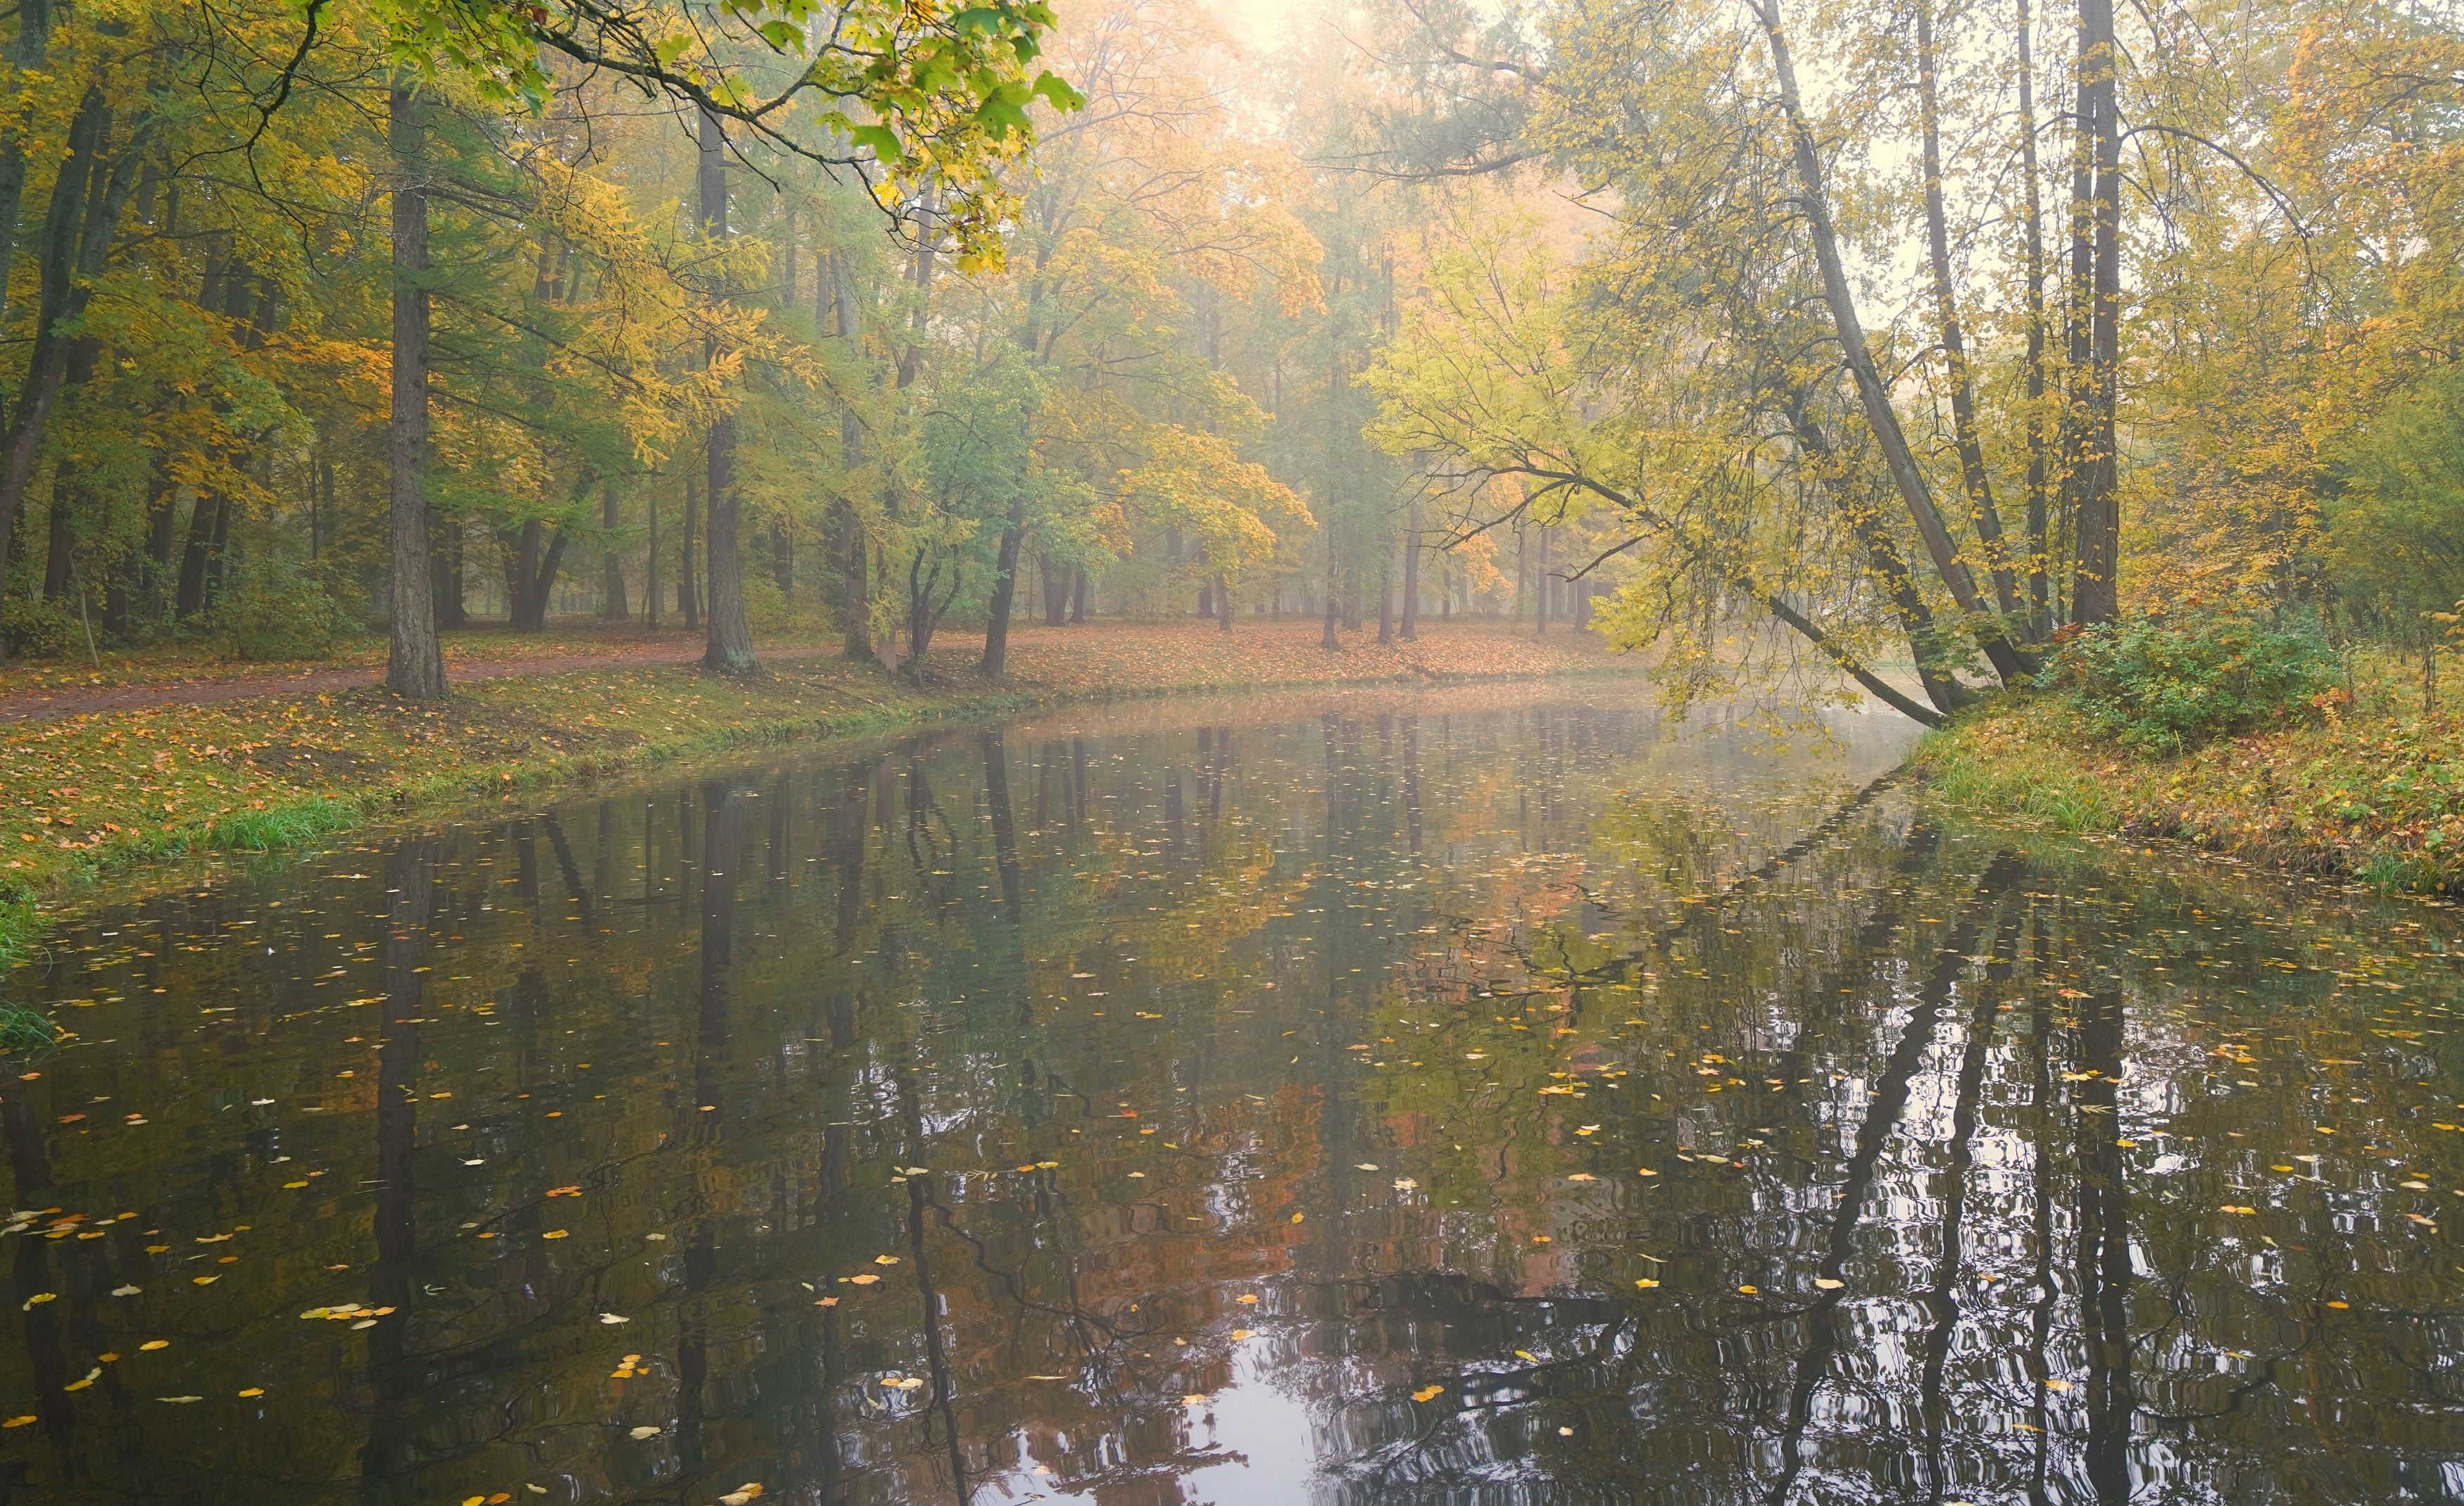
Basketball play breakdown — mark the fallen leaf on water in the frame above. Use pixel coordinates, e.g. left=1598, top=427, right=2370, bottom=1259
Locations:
left=156, top=1397, right=202, bottom=1405
left=1514, top=1350, right=1539, bottom=1362
left=1393, top=1178, right=1417, bottom=1191
left=1634, top=1279, right=1659, bottom=1290
left=1, top=1416, right=33, bottom=1428
left=874, top=1255, right=900, bottom=1265
left=717, top=1486, right=765, bottom=1506
left=599, top=1313, right=631, bottom=1325
left=629, top=1425, right=663, bottom=1441
left=1231, top=1329, right=1253, bottom=1340
left=1290, top=1212, right=1304, bottom=1224
left=846, top=1274, right=880, bottom=1286
left=1814, top=1278, right=1844, bottom=1291
left=237, top=1388, right=263, bottom=1398
left=111, top=1286, right=139, bottom=1297
left=1412, top=1385, right=1446, bottom=1402
left=22, top=1293, right=55, bottom=1310
left=140, top=1339, right=169, bottom=1350
left=1737, top=1285, right=1759, bottom=1295
left=1355, top=1162, right=1379, bottom=1172
left=543, top=1230, right=570, bottom=1240
left=191, top=1275, right=219, bottom=1286
left=1236, top=1293, right=1259, bottom=1305
left=1181, top=1393, right=1207, bottom=1405
left=1567, top=1173, right=1597, bottom=1183
left=2045, top=1378, right=2072, bottom=1392
left=64, top=1368, right=99, bottom=1391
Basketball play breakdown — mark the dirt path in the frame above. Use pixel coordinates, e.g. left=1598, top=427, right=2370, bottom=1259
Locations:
left=0, top=641, right=841, bottom=722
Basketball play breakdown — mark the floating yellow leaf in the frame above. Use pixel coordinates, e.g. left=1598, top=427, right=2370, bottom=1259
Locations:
left=1634, top=1279, right=1659, bottom=1290
left=543, top=1230, right=570, bottom=1240
left=1411, top=1385, right=1446, bottom=1403
left=846, top=1274, right=880, bottom=1286
left=140, top=1339, right=169, bottom=1351
left=237, top=1388, right=263, bottom=1398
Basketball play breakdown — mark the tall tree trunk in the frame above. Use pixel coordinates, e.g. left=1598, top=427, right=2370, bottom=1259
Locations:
left=0, top=85, right=142, bottom=653
left=646, top=485, right=660, bottom=627
left=436, top=515, right=466, bottom=629
left=385, top=82, right=445, bottom=700
left=1041, top=553, right=1068, bottom=625
left=980, top=496, right=1026, bottom=680
left=1916, top=0, right=2024, bottom=627
left=601, top=479, right=627, bottom=620
left=2018, top=0, right=2054, bottom=636
left=2068, top=0, right=2123, bottom=625
left=41, top=484, right=73, bottom=602
left=698, top=106, right=756, bottom=674
left=831, top=254, right=874, bottom=664
left=1376, top=546, right=1395, bottom=644
left=1400, top=502, right=1421, bottom=640
left=143, top=468, right=175, bottom=618
left=0, top=0, right=56, bottom=332
left=1535, top=526, right=1551, bottom=636
left=1215, top=572, right=1231, bottom=634
left=770, top=515, right=791, bottom=601
left=174, top=495, right=221, bottom=620
left=1069, top=568, right=1086, bottom=623
left=1320, top=552, right=1341, bottom=651
left=1751, top=0, right=2034, bottom=684
left=680, top=471, right=699, bottom=627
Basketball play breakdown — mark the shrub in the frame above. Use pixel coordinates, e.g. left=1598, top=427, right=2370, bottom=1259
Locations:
left=213, top=558, right=355, bottom=661
left=1, top=598, right=79, bottom=660
left=2039, top=613, right=2338, bottom=755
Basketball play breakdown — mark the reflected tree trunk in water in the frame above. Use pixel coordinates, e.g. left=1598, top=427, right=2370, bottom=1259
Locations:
left=2075, top=972, right=2134, bottom=1504
left=1402, top=715, right=1422, bottom=858
left=2026, top=909, right=2057, bottom=1506
left=896, top=1069, right=971, bottom=1505
left=678, top=782, right=746, bottom=1478
left=541, top=812, right=591, bottom=927
left=1770, top=849, right=2022, bottom=1505
left=364, top=835, right=439, bottom=1482
left=1921, top=913, right=2015, bottom=1500
left=982, top=731, right=1023, bottom=925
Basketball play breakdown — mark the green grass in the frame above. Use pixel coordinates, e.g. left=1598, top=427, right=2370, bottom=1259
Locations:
left=1916, top=661, right=2464, bottom=894
left=0, top=999, right=58, bottom=1053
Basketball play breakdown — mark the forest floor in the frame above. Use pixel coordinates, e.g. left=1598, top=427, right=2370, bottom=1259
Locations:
left=1915, top=656, right=2464, bottom=896
left=0, top=617, right=1630, bottom=968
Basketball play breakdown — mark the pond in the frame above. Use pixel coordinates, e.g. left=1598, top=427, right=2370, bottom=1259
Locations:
left=3, top=682, right=2462, bottom=1505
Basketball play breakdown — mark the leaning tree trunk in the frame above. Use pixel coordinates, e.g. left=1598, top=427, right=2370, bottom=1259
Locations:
left=1752, top=0, right=2033, bottom=685
left=698, top=106, right=756, bottom=674
left=385, top=82, right=446, bottom=700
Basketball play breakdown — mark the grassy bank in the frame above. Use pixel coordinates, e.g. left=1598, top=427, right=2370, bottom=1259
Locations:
left=1914, top=658, right=2464, bottom=893
left=0, top=620, right=1632, bottom=970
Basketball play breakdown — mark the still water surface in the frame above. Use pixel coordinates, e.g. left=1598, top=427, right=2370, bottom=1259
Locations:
left=4, top=684, right=2463, bottom=1505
